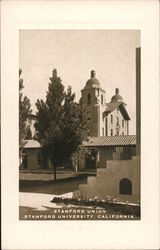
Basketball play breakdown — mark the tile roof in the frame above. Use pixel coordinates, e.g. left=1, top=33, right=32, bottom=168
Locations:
left=24, top=136, right=136, bottom=149
left=106, top=101, right=122, bottom=112
left=24, top=140, right=41, bottom=148
left=105, top=102, right=130, bottom=120
left=83, top=135, right=136, bottom=147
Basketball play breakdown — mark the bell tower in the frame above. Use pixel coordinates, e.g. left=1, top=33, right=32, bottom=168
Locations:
left=81, top=70, right=106, bottom=137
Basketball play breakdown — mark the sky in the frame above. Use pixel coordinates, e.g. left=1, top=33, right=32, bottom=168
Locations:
left=19, top=30, right=140, bottom=134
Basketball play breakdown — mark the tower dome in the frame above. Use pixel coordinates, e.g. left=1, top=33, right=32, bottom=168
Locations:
left=85, top=70, right=100, bottom=88
left=111, top=88, right=123, bottom=102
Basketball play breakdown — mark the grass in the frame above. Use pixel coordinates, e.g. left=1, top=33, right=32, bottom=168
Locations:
left=19, top=175, right=88, bottom=195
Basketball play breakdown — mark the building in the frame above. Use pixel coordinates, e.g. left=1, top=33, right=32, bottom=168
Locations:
left=19, top=45, right=140, bottom=205
left=81, top=70, right=130, bottom=137
left=80, top=135, right=136, bottom=170
left=20, top=70, right=135, bottom=171
left=73, top=48, right=141, bottom=204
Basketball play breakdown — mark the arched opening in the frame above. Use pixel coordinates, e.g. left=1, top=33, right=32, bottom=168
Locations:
left=85, top=149, right=97, bottom=169
left=119, top=178, right=132, bottom=195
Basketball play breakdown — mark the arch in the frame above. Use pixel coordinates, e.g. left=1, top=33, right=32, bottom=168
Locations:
left=85, top=149, right=96, bottom=169
left=119, top=178, right=132, bottom=195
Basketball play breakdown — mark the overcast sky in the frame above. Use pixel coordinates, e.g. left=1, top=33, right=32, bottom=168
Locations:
left=19, top=30, right=140, bottom=134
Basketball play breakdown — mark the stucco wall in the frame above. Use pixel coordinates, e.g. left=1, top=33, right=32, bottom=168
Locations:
left=81, top=87, right=106, bottom=137
left=26, top=148, right=40, bottom=170
left=77, top=145, right=136, bottom=170
left=24, top=148, right=74, bottom=171
left=99, top=91, right=106, bottom=137
left=81, top=87, right=99, bottom=136
left=98, top=147, right=114, bottom=168
left=107, top=109, right=128, bottom=136
left=73, top=156, right=140, bottom=203
left=87, top=105, right=99, bottom=137
left=23, top=148, right=50, bottom=170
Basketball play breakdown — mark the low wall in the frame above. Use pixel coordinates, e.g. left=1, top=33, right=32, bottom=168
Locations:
left=73, top=156, right=140, bottom=204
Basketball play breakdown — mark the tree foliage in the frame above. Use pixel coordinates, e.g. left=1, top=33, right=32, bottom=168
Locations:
left=34, top=69, right=87, bottom=179
left=19, top=68, right=32, bottom=158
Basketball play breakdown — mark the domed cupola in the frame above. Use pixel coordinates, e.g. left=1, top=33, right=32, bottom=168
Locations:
left=111, top=88, right=123, bottom=102
left=85, top=70, right=100, bottom=89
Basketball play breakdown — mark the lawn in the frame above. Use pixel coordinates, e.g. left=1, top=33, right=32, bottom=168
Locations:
left=19, top=175, right=88, bottom=195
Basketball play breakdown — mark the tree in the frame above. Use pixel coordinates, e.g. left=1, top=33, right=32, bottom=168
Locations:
left=72, top=145, right=88, bottom=173
left=19, top=68, right=32, bottom=163
left=34, top=69, right=87, bottom=180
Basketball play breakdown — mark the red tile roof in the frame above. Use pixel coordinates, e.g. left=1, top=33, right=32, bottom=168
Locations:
left=83, top=135, right=136, bottom=147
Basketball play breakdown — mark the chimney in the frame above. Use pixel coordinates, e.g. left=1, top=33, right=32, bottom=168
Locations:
left=115, top=88, right=119, bottom=95
left=91, top=70, right=96, bottom=78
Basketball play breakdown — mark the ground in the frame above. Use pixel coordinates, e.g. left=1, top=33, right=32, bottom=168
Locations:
left=19, top=174, right=91, bottom=219
left=19, top=174, right=89, bottom=194
left=19, top=173, right=140, bottom=220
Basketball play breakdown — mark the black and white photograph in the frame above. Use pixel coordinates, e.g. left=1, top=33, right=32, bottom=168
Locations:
left=1, top=1, right=159, bottom=249
left=19, top=30, right=141, bottom=220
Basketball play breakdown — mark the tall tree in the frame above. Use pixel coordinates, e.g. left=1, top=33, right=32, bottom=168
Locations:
left=19, top=68, right=32, bottom=163
left=34, top=69, right=87, bottom=180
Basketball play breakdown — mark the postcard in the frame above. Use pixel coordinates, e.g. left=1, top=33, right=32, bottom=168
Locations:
left=1, top=0, right=159, bottom=249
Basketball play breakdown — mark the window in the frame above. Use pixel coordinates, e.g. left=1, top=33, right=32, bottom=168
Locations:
left=116, top=130, right=119, bottom=136
left=122, top=119, right=124, bottom=128
left=122, top=132, right=124, bottom=136
left=117, top=117, right=119, bottom=124
left=119, top=178, right=132, bottom=195
left=111, top=114, right=113, bottom=124
left=111, top=129, right=113, bottom=136
left=87, top=93, right=91, bottom=105
left=102, top=128, right=104, bottom=136
left=101, top=94, right=103, bottom=105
